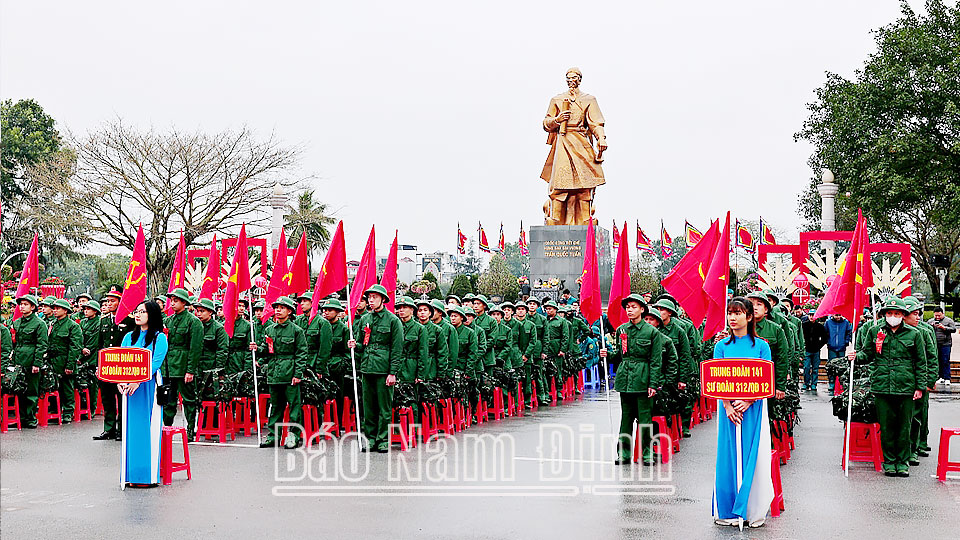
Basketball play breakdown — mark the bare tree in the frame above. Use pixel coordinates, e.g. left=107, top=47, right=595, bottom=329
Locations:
left=72, top=121, right=301, bottom=292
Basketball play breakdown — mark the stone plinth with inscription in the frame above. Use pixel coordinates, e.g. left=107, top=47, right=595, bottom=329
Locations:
left=529, top=225, right=612, bottom=303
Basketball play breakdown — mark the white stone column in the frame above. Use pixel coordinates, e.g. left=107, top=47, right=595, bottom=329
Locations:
left=269, top=183, right=288, bottom=254
left=817, top=169, right=839, bottom=256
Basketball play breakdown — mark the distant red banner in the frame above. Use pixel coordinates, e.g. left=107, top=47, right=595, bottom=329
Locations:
left=700, top=358, right=775, bottom=401
left=97, top=347, right=152, bottom=384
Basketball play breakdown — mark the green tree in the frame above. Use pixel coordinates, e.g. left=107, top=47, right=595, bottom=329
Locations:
left=92, top=254, right=131, bottom=298
left=421, top=271, right=444, bottom=300
left=477, top=256, right=520, bottom=302
left=795, top=0, right=960, bottom=300
left=284, top=189, right=336, bottom=255
left=448, top=274, right=474, bottom=299
left=1, top=99, right=61, bottom=210
left=630, top=262, right=660, bottom=295
left=502, top=242, right=530, bottom=278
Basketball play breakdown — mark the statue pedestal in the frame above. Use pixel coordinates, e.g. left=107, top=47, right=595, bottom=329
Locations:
left=528, top=225, right=612, bottom=304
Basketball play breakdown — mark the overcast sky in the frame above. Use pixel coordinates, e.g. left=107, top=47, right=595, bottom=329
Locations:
left=0, top=1, right=933, bottom=259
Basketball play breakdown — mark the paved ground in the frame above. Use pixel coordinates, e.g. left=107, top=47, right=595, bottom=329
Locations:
left=2, top=385, right=959, bottom=539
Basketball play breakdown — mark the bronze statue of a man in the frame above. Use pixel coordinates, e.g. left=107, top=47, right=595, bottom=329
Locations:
left=540, top=67, right=606, bottom=226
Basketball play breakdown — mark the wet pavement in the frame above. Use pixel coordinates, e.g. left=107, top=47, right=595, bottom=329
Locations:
left=2, top=386, right=959, bottom=539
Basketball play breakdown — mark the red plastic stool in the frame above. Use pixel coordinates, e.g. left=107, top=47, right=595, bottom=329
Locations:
left=420, top=402, right=439, bottom=442
left=301, top=405, right=320, bottom=447
left=576, top=370, right=585, bottom=394
left=690, top=401, right=701, bottom=427
left=389, top=407, right=416, bottom=450
left=529, top=381, right=539, bottom=410
left=475, top=400, right=487, bottom=424
left=341, top=396, right=357, bottom=433
left=94, top=389, right=104, bottom=416
left=635, top=416, right=672, bottom=464
left=772, top=420, right=792, bottom=463
left=195, top=401, right=234, bottom=442
left=842, top=422, right=882, bottom=472
left=514, top=382, right=525, bottom=417
left=489, top=388, right=504, bottom=421
left=2, top=394, right=21, bottom=431
left=699, top=397, right=713, bottom=421
left=323, top=399, right=340, bottom=438
left=74, top=389, right=93, bottom=422
left=770, top=449, right=785, bottom=516
left=160, top=426, right=192, bottom=485
left=232, top=397, right=257, bottom=436
left=454, top=399, right=467, bottom=431
left=257, top=393, right=271, bottom=427
left=936, top=428, right=960, bottom=482
left=668, top=414, right=682, bottom=452
left=38, top=392, right=62, bottom=427
left=438, top=399, right=456, bottom=434
left=549, top=377, right=558, bottom=406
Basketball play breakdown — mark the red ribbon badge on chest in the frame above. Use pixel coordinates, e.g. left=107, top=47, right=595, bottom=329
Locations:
left=875, top=330, right=886, bottom=355
left=620, top=333, right=628, bottom=355
left=265, top=336, right=274, bottom=354
left=363, top=325, right=371, bottom=346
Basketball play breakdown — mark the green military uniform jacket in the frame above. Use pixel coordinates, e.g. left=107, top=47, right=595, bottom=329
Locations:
left=916, top=321, right=939, bottom=389
left=328, top=318, right=350, bottom=375
left=164, top=310, right=204, bottom=377
left=488, top=321, right=513, bottom=369
left=661, top=319, right=693, bottom=384
left=1, top=324, right=12, bottom=366
left=676, top=317, right=702, bottom=364
left=473, top=312, right=497, bottom=367
left=48, top=317, right=82, bottom=372
left=467, top=322, right=489, bottom=370
left=304, top=315, right=333, bottom=374
left=542, top=315, right=569, bottom=357
left=855, top=323, right=925, bottom=395
left=452, top=324, right=480, bottom=376
left=397, top=318, right=428, bottom=382
left=655, top=331, right=680, bottom=386
left=11, top=314, right=48, bottom=369
left=438, top=318, right=458, bottom=378
left=755, top=317, right=790, bottom=392
left=613, top=321, right=666, bottom=392
left=771, top=310, right=800, bottom=372
left=510, top=318, right=540, bottom=367
left=530, top=312, right=547, bottom=345
left=199, top=318, right=229, bottom=372
left=227, top=317, right=252, bottom=374
left=78, top=315, right=101, bottom=366
left=258, top=319, right=308, bottom=384
left=353, top=308, right=404, bottom=376
left=418, top=320, right=448, bottom=381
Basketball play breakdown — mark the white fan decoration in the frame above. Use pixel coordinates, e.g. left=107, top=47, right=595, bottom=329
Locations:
left=756, top=259, right=801, bottom=296
left=869, top=258, right=911, bottom=298
left=805, top=248, right=848, bottom=291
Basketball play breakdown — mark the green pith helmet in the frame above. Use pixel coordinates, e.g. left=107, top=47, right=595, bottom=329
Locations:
left=194, top=298, right=216, bottom=313
left=51, top=298, right=72, bottom=311
left=445, top=294, right=461, bottom=303
left=489, top=304, right=504, bottom=315
left=500, top=301, right=515, bottom=311
left=879, top=296, right=910, bottom=316
left=321, top=298, right=345, bottom=312
left=762, top=289, right=781, bottom=305
left=76, top=293, right=92, bottom=301
left=272, top=296, right=297, bottom=311
left=415, top=298, right=434, bottom=310
left=620, top=293, right=647, bottom=310
left=902, top=295, right=922, bottom=313
left=526, top=296, right=541, bottom=306
left=643, top=308, right=663, bottom=325
left=297, top=291, right=313, bottom=302
left=253, top=300, right=266, bottom=309
left=188, top=295, right=198, bottom=305
left=543, top=300, right=559, bottom=309
left=40, top=295, right=57, bottom=307
left=746, top=291, right=773, bottom=312
left=16, top=294, right=39, bottom=308
left=462, top=305, right=476, bottom=317
left=395, top=296, right=417, bottom=309
left=364, top=284, right=390, bottom=301
left=473, top=295, right=490, bottom=309
left=166, top=288, right=192, bottom=304
left=430, top=299, right=447, bottom=313
left=446, top=304, right=465, bottom=317
left=83, top=300, right=101, bottom=313
left=650, top=298, right=678, bottom=316
left=462, top=293, right=476, bottom=302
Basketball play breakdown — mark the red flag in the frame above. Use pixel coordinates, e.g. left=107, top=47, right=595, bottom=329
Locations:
left=288, top=232, right=311, bottom=295
left=309, top=221, right=348, bottom=322
left=458, top=223, right=467, bottom=255
left=608, top=221, right=631, bottom=329
left=661, top=219, right=721, bottom=327
left=702, top=212, right=731, bottom=337
left=612, top=221, right=621, bottom=249
left=661, top=223, right=673, bottom=258
left=684, top=221, right=703, bottom=248
left=165, top=231, right=187, bottom=315
left=814, top=209, right=873, bottom=332
left=348, top=225, right=377, bottom=312
left=519, top=222, right=529, bottom=256
left=116, top=224, right=148, bottom=323
left=478, top=223, right=491, bottom=253
left=380, top=231, right=399, bottom=313
left=735, top=220, right=755, bottom=252
left=636, top=223, right=654, bottom=254
left=579, top=220, right=602, bottom=325
left=261, top=229, right=289, bottom=323
left=13, top=233, right=40, bottom=320
left=497, top=223, right=505, bottom=253
left=199, top=235, right=219, bottom=300
left=760, top=218, right=776, bottom=245
left=223, top=224, right=252, bottom=337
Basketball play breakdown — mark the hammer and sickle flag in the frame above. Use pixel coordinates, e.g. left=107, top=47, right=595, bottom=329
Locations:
left=116, top=224, right=148, bottom=323
left=223, top=224, right=252, bottom=337
left=308, top=220, right=347, bottom=323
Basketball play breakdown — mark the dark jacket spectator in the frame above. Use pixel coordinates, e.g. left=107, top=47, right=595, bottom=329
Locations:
left=802, top=318, right=829, bottom=353
left=930, top=310, right=956, bottom=347
left=825, top=315, right=852, bottom=352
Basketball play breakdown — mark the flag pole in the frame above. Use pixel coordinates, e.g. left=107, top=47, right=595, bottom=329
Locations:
left=247, top=289, right=263, bottom=444
left=844, top=292, right=870, bottom=476
left=344, top=279, right=364, bottom=452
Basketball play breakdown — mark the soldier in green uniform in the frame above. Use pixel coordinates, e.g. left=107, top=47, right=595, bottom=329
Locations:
left=430, top=299, right=458, bottom=379
left=295, top=292, right=313, bottom=331
left=501, top=302, right=517, bottom=331
left=526, top=297, right=549, bottom=403
left=511, top=303, right=540, bottom=409
left=226, top=298, right=253, bottom=375
left=194, top=298, right=229, bottom=373
left=11, top=295, right=48, bottom=428
left=348, top=284, right=403, bottom=453
left=746, top=292, right=789, bottom=399
left=94, top=286, right=134, bottom=440
left=601, top=294, right=666, bottom=465
left=416, top=298, right=448, bottom=381
left=47, top=299, right=83, bottom=423
left=445, top=294, right=461, bottom=306
left=395, top=296, right=428, bottom=384
left=162, top=288, right=204, bottom=438
left=902, top=296, right=938, bottom=464
left=641, top=309, right=679, bottom=392
left=651, top=299, right=695, bottom=436
left=252, top=300, right=273, bottom=342
left=463, top=306, right=487, bottom=379
left=303, top=300, right=333, bottom=374
left=0, top=322, right=11, bottom=366
left=251, top=296, right=308, bottom=449
left=849, top=296, right=926, bottom=477
left=321, top=298, right=350, bottom=406
left=447, top=305, right=478, bottom=377
left=78, top=300, right=101, bottom=372
left=39, top=295, right=56, bottom=324
left=73, top=293, right=92, bottom=322
left=488, top=305, right=513, bottom=370
left=541, top=300, right=569, bottom=404
left=765, top=291, right=801, bottom=387
left=471, top=295, right=497, bottom=373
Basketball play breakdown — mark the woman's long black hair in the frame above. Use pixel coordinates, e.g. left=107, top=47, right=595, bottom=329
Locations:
left=130, top=301, right=165, bottom=348
left=725, top=296, right=757, bottom=346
